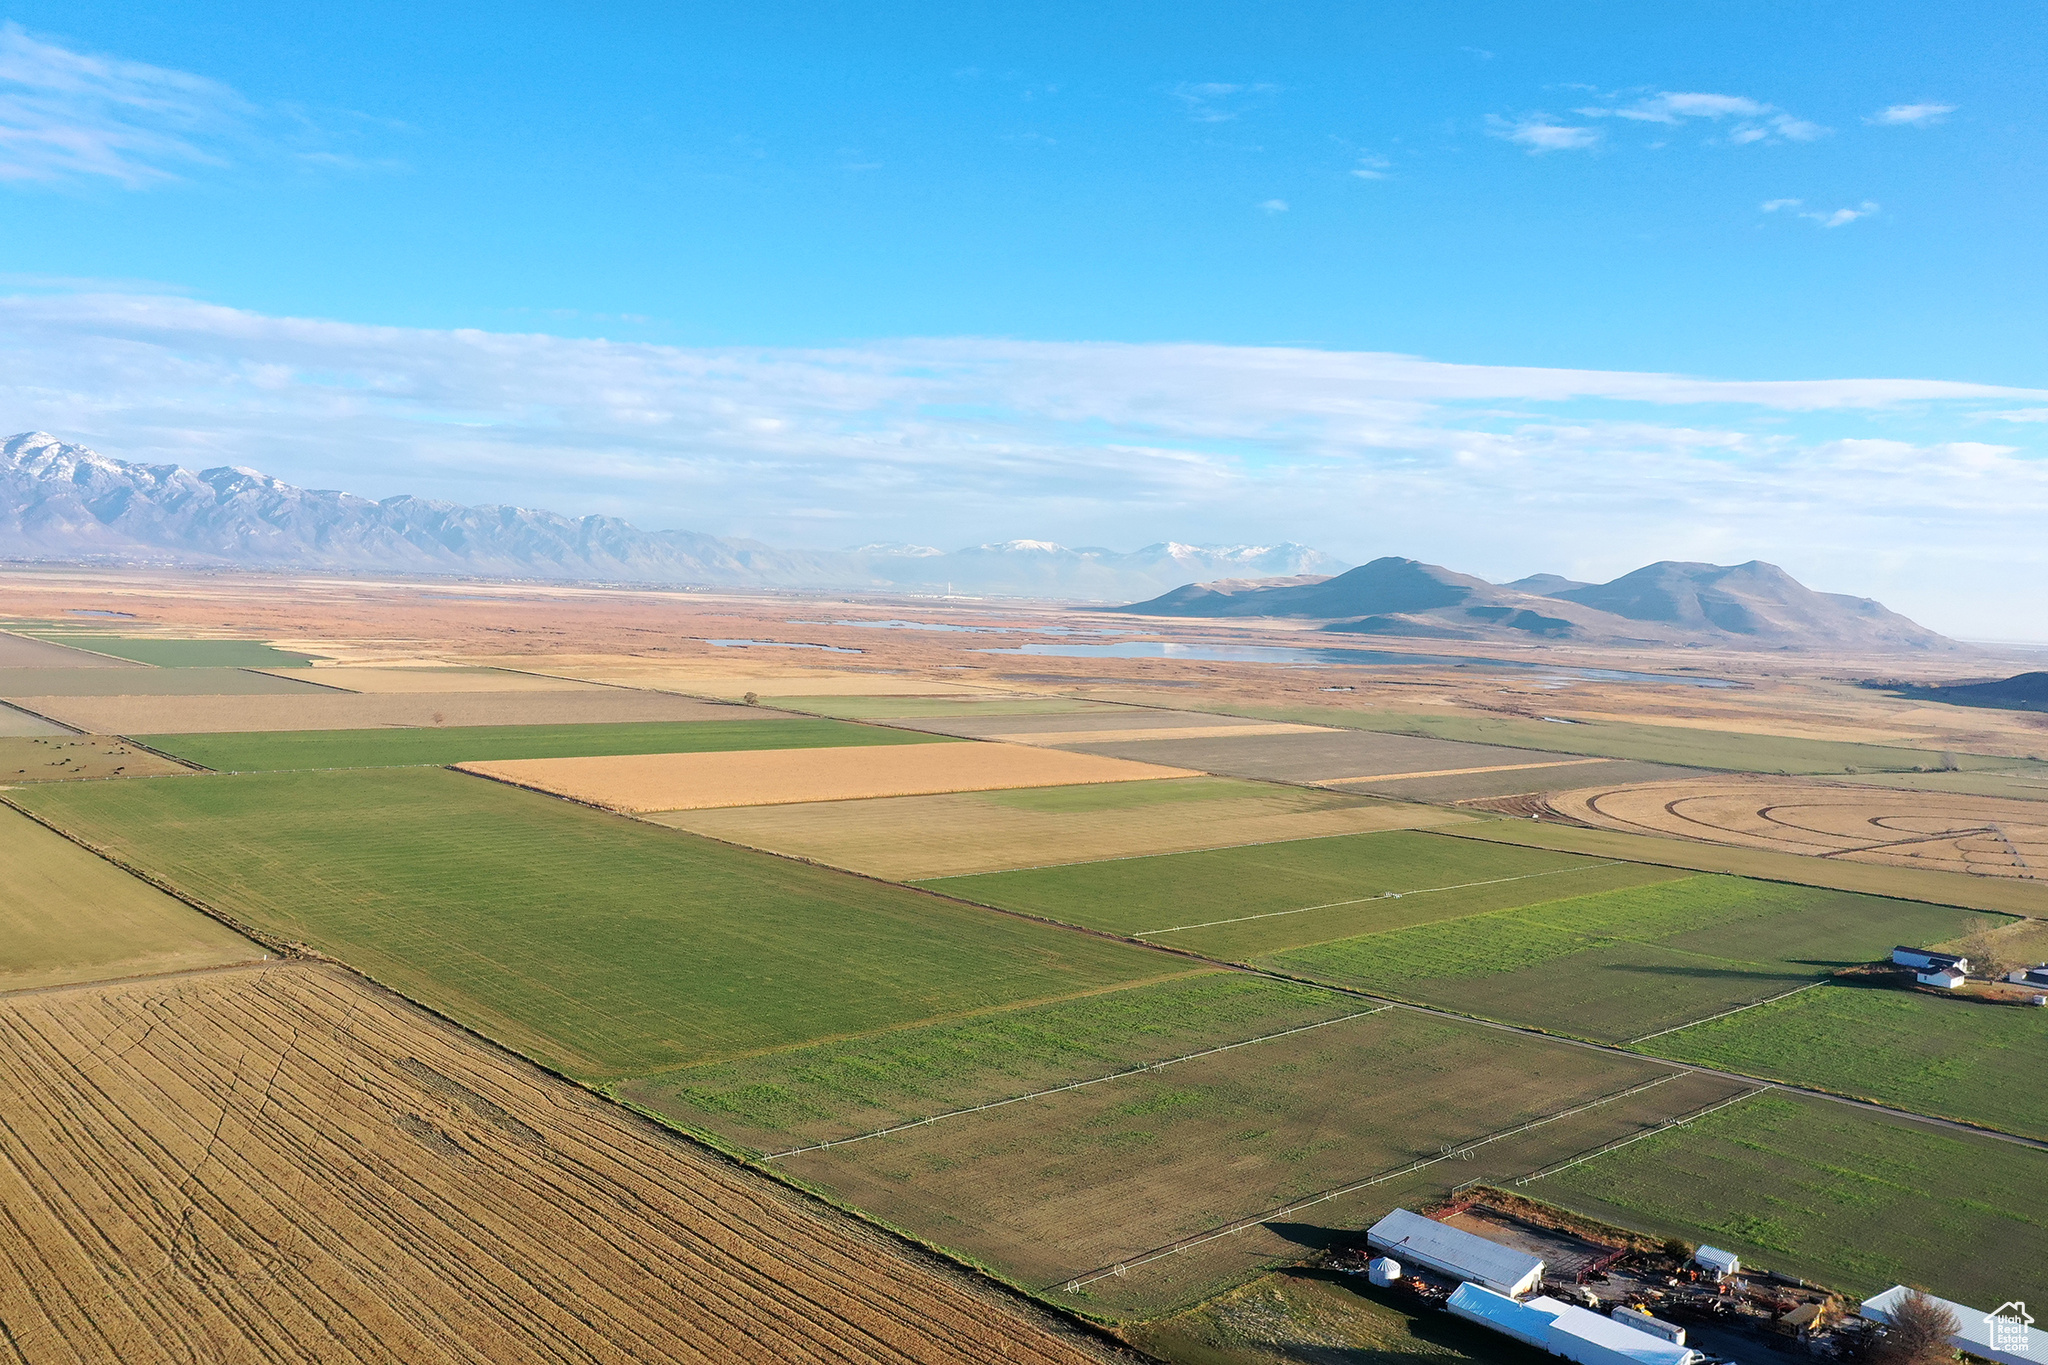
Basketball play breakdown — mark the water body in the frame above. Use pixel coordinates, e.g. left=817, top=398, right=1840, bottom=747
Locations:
left=974, top=639, right=1739, bottom=687
left=705, top=638, right=864, bottom=654
left=790, top=619, right=1125, bottom=636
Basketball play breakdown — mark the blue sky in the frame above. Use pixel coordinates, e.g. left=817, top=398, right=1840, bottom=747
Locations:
left=1, top=3, right=2044, bottom=635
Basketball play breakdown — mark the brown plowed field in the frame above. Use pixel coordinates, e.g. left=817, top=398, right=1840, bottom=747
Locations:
left=1551, top=776, right=2048, bottom=880
left=463, top=742, right=1198, bottom=812
left=0, top=964, right=1122, bottom=1365
left=10, top=689, right=769, bottom=734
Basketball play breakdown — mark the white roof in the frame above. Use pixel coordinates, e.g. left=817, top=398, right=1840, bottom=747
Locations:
left=1366, top=1209, right=1544, bottom=1294
left=1447, top=1283, right=1560, bottom=1346
left=1862, top=1286, right=2048, bottom=1365
left=1546, top=1302, right=1698, bottom=1365
left=1694, top=1245, right=1740, bottom=1273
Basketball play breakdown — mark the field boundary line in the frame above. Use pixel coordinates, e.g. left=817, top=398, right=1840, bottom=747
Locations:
left=910, top=820, right=1481, bottom=881
left=1052, top=1069, right=1689, bottom=1295
left=762, top=1006, right=1392, bottom=1160
left=1513, top=1087, right=1769, bottom=1185
left=1134, top=861, right=1625, bottom=937
left=1624, top=979, right=1831, bottom=1045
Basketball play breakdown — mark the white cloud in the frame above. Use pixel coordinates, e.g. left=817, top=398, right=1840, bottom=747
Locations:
left=1170, top=82, right=1278, bottom=123
left=1258, top=198, right=1288, bottom=213
left=1351, top=154, right=1392, bottom=180
left=2, top=289, right=2044, bottom=634
left=1573, top=90, right=1827, bottom=146
left=1869, top=102, right=1955, bottom=126
left=1762, top=198, right=1878, bottom=228
left=1488, top=114, right=1600, bottom=153
left=0, top=21, right=249, bottom=186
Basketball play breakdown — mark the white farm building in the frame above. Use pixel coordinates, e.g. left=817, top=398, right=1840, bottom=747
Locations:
left=1365, top=1209, right=1544, bottom=1297
left=1449, top=1283, right=1702, bottom=1365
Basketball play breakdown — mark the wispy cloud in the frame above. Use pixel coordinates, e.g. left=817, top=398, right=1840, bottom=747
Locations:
left=1762, top=197, right=1879, bottom=228
left=1350, top=154, right=1392, bottom=180
left=1258, top=198, right=1288, bottom=214
left=1169, top=82, right=1279, bottom=123
left=1488, top=114, right=1600, bottom=153
left=1868, top=102, right=1955, bottom=126
left=1573, top=90, right=1827, bottom=145
left=0, top=21, right=250, bottom=187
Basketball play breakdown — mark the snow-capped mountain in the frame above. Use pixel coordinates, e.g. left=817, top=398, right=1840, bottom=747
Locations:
left=0, top=433, right=1346, bottom=599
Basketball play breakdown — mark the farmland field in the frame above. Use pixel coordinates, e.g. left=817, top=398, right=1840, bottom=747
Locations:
left=1538, top=1091, right=2048, bottom=1305
left=1266, top=876, right=1999, bottom=1042
left=1550, top=775, right=2048, bottom=880
left=658, top=777, right=1471, bottom=879
left=0, top=629, right=143, bottom=668
left=13, top=767, right=1174, bottom=1078
left=920, top=830, right=1691, bottom=951
left=773, top=1008, right=1735, bottom=1313
left=0, top=666, right=333, bottom=696
left=20, top=634, right=317, bottom=667
left=1642, top=982, right=2048, bottom=1139
left=0, top=803, right=260, bottom=991
left=254, top=665, right=610, bottom=693
left=1211, top=705, right=2036, bottom=777
left=626, top=971, right=1351, bottom=1151
left=140, top=716, right=952, bottom=771
left=0, top=965, right=1117, bottom=1365
left=0, top=702, right=70, bottom=736
left=782, top=695, right=1125, bottom=719
left=1439, top=819, right=2048, bottom=917
left=463, top=740, right=1194, bottom=812
left=0, top=735, right=190, bottom=781
left=15, top=687, right=772, bottom=735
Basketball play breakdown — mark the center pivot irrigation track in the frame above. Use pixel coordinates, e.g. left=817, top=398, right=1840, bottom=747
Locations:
left=0, top=964, right=1126, bottom=1365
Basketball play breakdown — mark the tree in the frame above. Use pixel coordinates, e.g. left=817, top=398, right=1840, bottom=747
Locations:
left=1876, top=1289, right=1959, bottom=1364
left=1954, top=931, right=2014, bottom=983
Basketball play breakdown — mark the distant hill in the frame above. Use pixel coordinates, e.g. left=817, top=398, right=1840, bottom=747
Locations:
left=0, top=432, right=1344, bottom=599
left=1117, top=555, right=1959, bottom=652
left=1869, top=671, right=2048, bottom=711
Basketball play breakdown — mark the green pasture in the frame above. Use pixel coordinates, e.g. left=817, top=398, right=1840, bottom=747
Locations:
left=1540, top=1092, right=2048, bottom=1304
left=136, top=716, right=953, bottom=771
left=21, top=635, right=317, bottom=668
left=1268, top=876, right=1999, bottom=1042
left=919, top=829, right=1689, bottom=950
left=1212, top=705, right=2045, bottom=776
left=14, top=768, right=1172, bottom=1079
left=626, top=971, right=1349, bottom=1151
left=1646, top=982, right=2048, bottom=1140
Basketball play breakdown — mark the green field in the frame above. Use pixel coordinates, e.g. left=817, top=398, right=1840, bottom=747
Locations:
left=918, top=830, right=1689, bottom=952
left=14, top=768, right=1173, bottom=1078
left=1212, top=705, right=2048, bottom=776
left=626, top=971, right=1350, bottom=1150
left=1645, top=982, right=2048, bottom=1139
left=22, top=635, right=318, bottom=668
left=1267, top=876, right=1999, bottom=1043
left=136, top=717, right=955, bottom=771
left=1539, top=1091, right=2048, bottom=1304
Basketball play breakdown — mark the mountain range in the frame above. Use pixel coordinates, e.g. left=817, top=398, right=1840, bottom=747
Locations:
left=0, top=433, right=1342, bottom=599
left=1118, top=556, right=1958, bottom=652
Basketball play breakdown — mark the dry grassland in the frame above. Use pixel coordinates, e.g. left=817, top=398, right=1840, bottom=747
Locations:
left=984, top=723, right=1331, bottom=745
left=1551, top=776, right=2048, bottom=880
left=0, top=804, right=259, bottom=992
left=0, top=735, right=189, bottom=782
left=659, top=777, right=1472, bottom=879
left=251, top=666, right=613, bottom=693
left=14, top=688, right=766, bottom=734
left=464, top=741, right=1198, bottom=812
left=0, top=965, right=1122, bottom=1365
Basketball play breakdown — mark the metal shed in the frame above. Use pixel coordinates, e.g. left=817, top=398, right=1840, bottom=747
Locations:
left=1365, top=1209, right=1545, bottom=1298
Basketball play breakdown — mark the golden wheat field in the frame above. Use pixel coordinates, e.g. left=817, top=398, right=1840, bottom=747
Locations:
left=0, top=964, right=1121, bottom=1365
left=460, top=741, right=1199, bottom=812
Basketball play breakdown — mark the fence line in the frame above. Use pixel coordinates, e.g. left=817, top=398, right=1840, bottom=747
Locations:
left=1513, top=1087, right=1769, bottom=1186
left=1134, top=862, right=1623, bottom=938
left=1625, top=980, right=1829, bottom=1046
left=1055, top=1069, right=1688, bottom=1294
left=762, top=1007, right=1392, bottom=1161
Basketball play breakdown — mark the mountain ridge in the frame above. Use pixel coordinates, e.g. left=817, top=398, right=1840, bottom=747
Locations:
left=1116, top=555, right=1958, bottom=652
left=0, top=432, right=1344, bottom=599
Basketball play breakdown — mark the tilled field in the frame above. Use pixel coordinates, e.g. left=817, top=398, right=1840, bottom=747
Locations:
left=1550, top=775, right=2048, bottom=879
left=0, top=964, right=1123, bottom=1365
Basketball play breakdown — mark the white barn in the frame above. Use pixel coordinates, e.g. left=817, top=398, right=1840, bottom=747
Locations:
left=1365, top=1209, right=1544, bottom=1298
left=1448, top=1283, right=1702, bottom=1365
left=1862, top=1286, right=2048, bottom=1365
